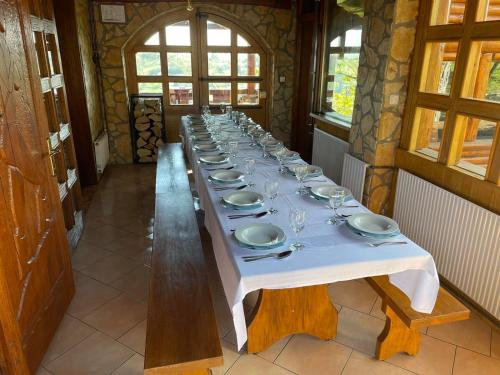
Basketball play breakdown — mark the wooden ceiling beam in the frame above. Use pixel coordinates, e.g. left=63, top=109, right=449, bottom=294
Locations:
left=92, top=0, right=292, bottom=10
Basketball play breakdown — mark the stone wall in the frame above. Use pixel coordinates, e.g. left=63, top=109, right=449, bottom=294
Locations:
left=349, top=0, right=418, bottom=214
left=93, top=2, right=296, bottom=164
left=75, top=0, right=105, bottom=141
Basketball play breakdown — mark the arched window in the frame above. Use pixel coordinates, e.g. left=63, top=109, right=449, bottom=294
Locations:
left=124, top=9, right=270, bottom=137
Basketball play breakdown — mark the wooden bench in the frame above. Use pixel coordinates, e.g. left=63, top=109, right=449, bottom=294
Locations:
left=145, top=144, right=223, bottom=374
left=366, top=275, right=470, bottom=360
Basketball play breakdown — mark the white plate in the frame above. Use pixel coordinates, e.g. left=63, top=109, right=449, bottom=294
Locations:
left=209, top=170, right=244, bottom=183
left=234, top=223, right=286, bottom=248
left=347, top=213, right=400, bottom=236
left=223, top=191, right=264, bottom=207
left=199, top=155, right=228, bottom=164
left=194, top=144, right=219, bottom=152
left=271, top=149, right=300, bottom=160
left=310, top=185, right=353, bottom=200
left=193, top=135, right=211, bottom=141
left=286, top=164, right=323, bottom=177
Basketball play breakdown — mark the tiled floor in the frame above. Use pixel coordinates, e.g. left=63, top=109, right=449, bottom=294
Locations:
left=38, top=165, right=500, bottom=375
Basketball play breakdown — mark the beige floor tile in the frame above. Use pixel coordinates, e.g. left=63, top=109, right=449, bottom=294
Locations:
left=45, top=332, right=134, bottom=375
left=369, top=297, right=387, bottom=321
left=35, top=366, right=52, bottom=375
left=387, top=334, right=456, bottom=375
left=453, top=347, right=500, bottom=375
left=80, top=223, right=132, bottom=248
left=227, top=354, right=294, bottom=375
left=79, top=254, right=141, bottom=284
left=82, top=294, right=147, bottom=339
left=111, top=265, right=151, bottom=302
left=111, top=353, right=144, bottom=375
left=275, top=334, right=352, bottom=375
left=257, top=335, right=293, bottom=363
left=42, top=315, right=95, bottom=365
left=427, top=312, right=492, bottom=355
left=118, top=320, right=147, bottom=355
left=492, top=329, right=500, bottom=360
left=67, top=276, right=121, bottom=319
left=211, top=339, right=241, bottom=375
left=71, top=240, right=114, bottom=271
left=328, top=279, right=378, bottom=314
left=334, top=306, right=385, bottom=356
left=103, top=233, right=153, bottom=259
left=342, top=350, right=413, bottom=375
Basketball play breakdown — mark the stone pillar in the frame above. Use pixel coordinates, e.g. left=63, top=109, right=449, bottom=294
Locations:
left=349, top=0, right=419, bottom=214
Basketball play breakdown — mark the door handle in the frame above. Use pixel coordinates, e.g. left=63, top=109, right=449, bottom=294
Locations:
left=46, top=138, right=60, bottom=177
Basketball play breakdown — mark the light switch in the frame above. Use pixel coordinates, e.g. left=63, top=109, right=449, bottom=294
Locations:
left=279, top=75, right=286, bottom=83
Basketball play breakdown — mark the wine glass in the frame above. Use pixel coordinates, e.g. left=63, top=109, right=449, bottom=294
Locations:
left=327, top=187, right=346, bottom=225
left=264, top=179, right=279, bottom=214
left=228, top=141, right=239, bottom=166
left=244, top=158, right=256, bottom=188
left=276, top=147, right=288, bottom=174
left=294, top=165, right=309, bottom=195
left=289, top=208, right=306, bottom=251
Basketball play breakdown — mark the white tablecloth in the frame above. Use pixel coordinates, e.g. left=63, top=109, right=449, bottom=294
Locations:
left=181, top=116, right=439, bottom=350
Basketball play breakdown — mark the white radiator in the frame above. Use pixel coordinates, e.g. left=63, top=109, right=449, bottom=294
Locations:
left=94, top=131, right=110, bottom=174
left=312, top=128, right=349, bottom=184
left=394, top=170, right=500, bottom=319
left=341, top=153, right=368, bottom=202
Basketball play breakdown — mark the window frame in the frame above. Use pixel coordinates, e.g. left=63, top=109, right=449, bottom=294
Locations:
left=398, top=0, right=500, bottom=212
left=317, top=0, right=364, bottom=128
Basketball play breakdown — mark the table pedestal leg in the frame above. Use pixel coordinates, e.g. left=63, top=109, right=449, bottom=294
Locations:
left=247, top=284, right=338, bottom=353
left=376, top=301, right=420, bottom=360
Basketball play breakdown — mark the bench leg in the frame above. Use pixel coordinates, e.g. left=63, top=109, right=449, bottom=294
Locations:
left=376, top=301, right=420, bottom=360
left=247, top=284, right=338, bottom=353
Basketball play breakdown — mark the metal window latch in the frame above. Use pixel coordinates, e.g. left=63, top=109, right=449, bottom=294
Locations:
left=46, top=138, right=59, bottom=177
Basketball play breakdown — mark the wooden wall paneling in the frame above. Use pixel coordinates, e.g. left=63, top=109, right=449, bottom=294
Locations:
left=53, top=0, right=98, bottom=186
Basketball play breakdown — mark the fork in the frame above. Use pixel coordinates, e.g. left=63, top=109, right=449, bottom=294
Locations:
left=368, top=241, right=407, bottom=247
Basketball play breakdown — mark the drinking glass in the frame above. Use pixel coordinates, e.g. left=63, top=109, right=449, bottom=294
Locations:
left=244, top=158, right=256, bottom=188
left=264, top=179, right=279, bottom=214
left=228, top=141, right=239, bottom=166
left=219, top=104, right=226, bottom=115
left=289, top=208, right=306, bottom=251
left=295, top=165, right=309, bottom=195
left=327, top=187, right=346, bottom=225
left=276, top=147, right=288, bottom=173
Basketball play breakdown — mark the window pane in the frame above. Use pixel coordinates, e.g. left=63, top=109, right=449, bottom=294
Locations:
left=477, top=0, right=500, bottom=22
left=207, top=20, right=231, bottom=46
left=167, top=52, right=192, bottom=76
left=135, top=52, right=161, bottom=76
left=138, top=82, right=163, bottom=94
left=237, top=83, right=260, bottom=105
left=414, top=107, right=447, bottom=159
left=237, top=34, right=250, bottom=47
left=208, top=52, right=231, bottom=76
left=345, top=27, right=362, bottom=47
left=169, top=82, right=193, bottom=105
left=456, top=115, right=497, bottom=176
left=165, top=20, right=191, bottom=46
left=419, top=42, right=458, bottom=96
left=462, top=41, right=500, bottom=104
left=327, top=53, right=360, bottom=120
left=430, top=0, right=466, bottom=25
left=209, top=82, right=231, bottom=104
left=145, top=32, right=159, bottom=46
left=237, top=53, right=260, bottom=76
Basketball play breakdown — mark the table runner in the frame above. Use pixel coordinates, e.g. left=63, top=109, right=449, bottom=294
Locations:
left=180, top=116, right=439, bottom=350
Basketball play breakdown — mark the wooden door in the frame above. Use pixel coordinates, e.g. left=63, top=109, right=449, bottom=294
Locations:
left=0, top=0, right=75, bottom=373
left=292, top=0, right=321, bottom=162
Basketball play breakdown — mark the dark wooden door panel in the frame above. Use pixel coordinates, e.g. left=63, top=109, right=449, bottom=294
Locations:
left=0, top=0, right=74, bottom=372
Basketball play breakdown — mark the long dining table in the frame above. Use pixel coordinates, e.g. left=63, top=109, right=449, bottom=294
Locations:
left=180, top=115, right=440, bottom=353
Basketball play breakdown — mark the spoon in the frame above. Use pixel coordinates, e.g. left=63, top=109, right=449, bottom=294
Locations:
left=368, top=241, right=407, bottom=247
left=213, top=184, right=247, bottom=191
left=228, top=211, right=268, bottom=219
left=243, top=250, right=293, bottom=262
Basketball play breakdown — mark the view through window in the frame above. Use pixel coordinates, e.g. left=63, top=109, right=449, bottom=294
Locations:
left=320, top=1, right=364, bottom=125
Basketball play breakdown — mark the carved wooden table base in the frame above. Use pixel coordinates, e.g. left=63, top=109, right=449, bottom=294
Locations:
left=247, top=284, right=338, bottom=353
